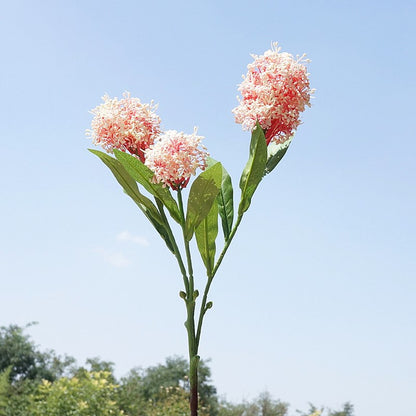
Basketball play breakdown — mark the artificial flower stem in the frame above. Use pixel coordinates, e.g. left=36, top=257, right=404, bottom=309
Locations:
left=196, top=214, right=243, bottom=349
left=211, top=214, right=243, bottom=278
left=177, top=189, right=195, bottom=294
left=177, top=188, right=199, bottom=416
left=195, top=275, right=213, bottom=349
left=189, top=354, right=199, bottom=416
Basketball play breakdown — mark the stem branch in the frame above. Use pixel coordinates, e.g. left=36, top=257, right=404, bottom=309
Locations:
left=177, top=189, right=199, bottom=416
left=196, top=214, right=244, bottom=348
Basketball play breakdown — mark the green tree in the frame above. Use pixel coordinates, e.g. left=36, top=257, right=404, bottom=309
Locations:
left=218, top=391, right=288, bottom=416
left=0, top=324, right=76, bottom=416
left=257, top=392, right=288, bottom=416
left=32, top=371, right=123, bottom=416
left=73, top=357, right=117, bottom=384
left=0, top=323, right=74, bottom=383
left=0, top=369, right=10, bottom=413
left=85, top=357, right=115, bottom=374
left=0, top=368, right=36, bottom=416
left=118, top=356, right=218, bottom=415
left=217, top=400, right=257, bottom=416
left=296, top=402, right=354, bottom=416
left=296, top=404, right=323, bottom=416
left=146, top=385, right=211, bottom=416
left=117, top=368, right=147, bottom=415
left=328, top=402, right=354, bottom=416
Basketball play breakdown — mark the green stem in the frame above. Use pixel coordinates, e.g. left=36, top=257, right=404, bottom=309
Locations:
left=211, top=214, right=243, bottom=278
left=195, top=214, right=243, bottom=348
left=189, top=355, right=199, bottom=416
left=177, top=189, right=196, bottom=343
left=177, top=189, right=199, bottom=416
left=195, top=276, right=213, bottom=350
left=177, top=189, right=195, bottom=295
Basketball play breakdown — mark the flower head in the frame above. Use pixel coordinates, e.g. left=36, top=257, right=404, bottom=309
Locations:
left=232, top=43, right=313, bottom=145
left=144, top=129, right=208, bottom=190
left=87, top=92, right=161, bottom=162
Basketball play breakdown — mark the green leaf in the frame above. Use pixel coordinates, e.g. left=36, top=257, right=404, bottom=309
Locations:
left=89, top=149, right=174, bottom=253
left=195, top=200, right=218, bottom=276
left=184, top=162, right=222, bottom=241
left=238, top=122, right=267, bottom=215
left=217, top=165, right=234, bottom=241
left=113, top=149, right=181, bottom=223
left=264, top=136, right=292, bottom=176
left=147, top=215, right=175, bottom=253
left=207, top=157, right=234, bottom=241
left=89, top=149, right=162, bottom=222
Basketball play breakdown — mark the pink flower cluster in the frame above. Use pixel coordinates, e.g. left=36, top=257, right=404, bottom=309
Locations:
left=232, top=43, right=313, bottom=145
left=144, top=129, right=208, bottom=190
left=87, top=92, right=161, bottom=162
left=88, top=92, right=208, bottom=190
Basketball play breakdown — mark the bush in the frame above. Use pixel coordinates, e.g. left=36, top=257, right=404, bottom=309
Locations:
left=32, top=371, right=123, bottom=416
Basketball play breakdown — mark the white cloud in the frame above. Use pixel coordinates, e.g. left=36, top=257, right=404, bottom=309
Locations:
left=92, top=230, right=148, bottom=268
left=116, top=231, right=150, bottom=247
left=94, top=248, right=131, bottom=268
left=107, top=252, right=131, bottom=268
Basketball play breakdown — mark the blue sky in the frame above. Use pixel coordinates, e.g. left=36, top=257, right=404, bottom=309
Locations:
left=1, top=0, right=415, bottom=414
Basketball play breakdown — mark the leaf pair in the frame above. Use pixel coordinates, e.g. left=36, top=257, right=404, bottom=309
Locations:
left=90, top=149, right=226, bottom=272
left=89, top=124, right=291, bottom=276
left=193, top=124, right=292, bottom=276
left=185, top=163, right=224, bottom=277
left=239, top=122, right=292, bottom=215
left=183, top=159, right=234, bottom=276
left=185, top=162, right=223, bottom=241
left=206, top=158, right=234, bottom=241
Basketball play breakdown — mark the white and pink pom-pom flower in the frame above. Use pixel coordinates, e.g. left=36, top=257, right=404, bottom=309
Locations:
left=232, top=43, right=313, bottom=145
left=87, top=92, right=161, bottom=162
left=144, top=129, right=208, bottom=190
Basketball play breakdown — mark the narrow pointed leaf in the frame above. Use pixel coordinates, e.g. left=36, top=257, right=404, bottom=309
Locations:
left=89, top=149, right=174, bottom=252
left=207, top=157, right=234, bottom=240
left=238, top=122, right=267, bottom=215
left=113, top=149, right=181, bottom=223
left=185, top=162, right=222, bottom=241
left=264, top=136, right=292, bottom=176
left=146, top=216, right=175, bottom=253
left=217, top=165, right=234, bottom=241
left=89, top=149, right=162, bottom=223
left=195, top=200, right=218, bottom=276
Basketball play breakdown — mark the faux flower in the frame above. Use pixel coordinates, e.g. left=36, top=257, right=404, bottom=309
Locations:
left=87, top=92, right=161, bottom=162
left=232, top=43, right=313, bottom=145
left=144, top=129, right=208, bottom=190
